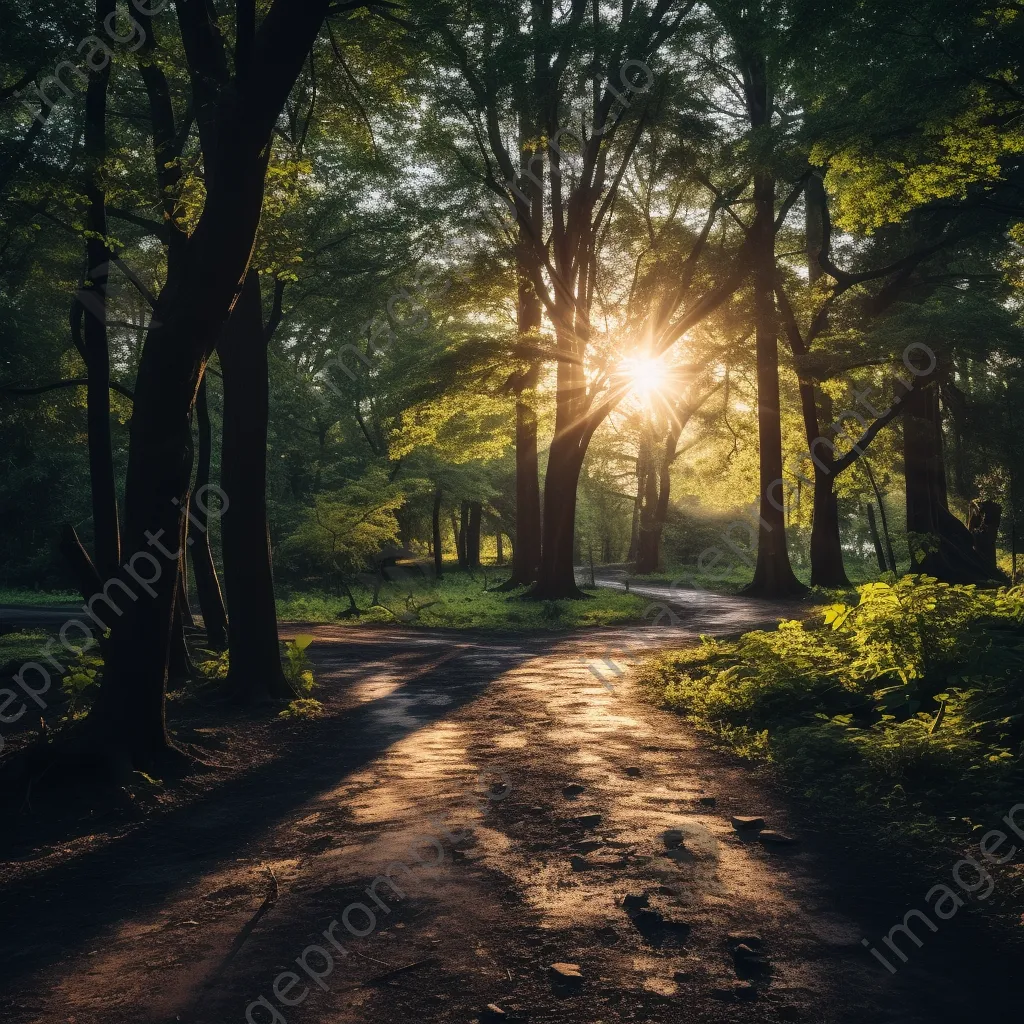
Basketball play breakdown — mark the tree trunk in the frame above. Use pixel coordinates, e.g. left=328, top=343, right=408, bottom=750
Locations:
left=507, top=119, right=543, bottom=586
left=742, top=56, right=804, bottom=598
left=496, top=530, right=505, bottom=565
left=532, top=430, right=587, bottom=598
left=432, top=485, right=443, bottom=578
left=219, top=270, right=291, bottom=701
left=866, top=503, right=887, bottom=572
left=458, top=501, right=470, bottom=568
left=903, top=380, right=998, bottom=581
left=189, top=377, right=228, bottom=649
left=968, top=499, right=1001, bottom=573
left=81, top=0, right=120, bottom=581
left=863, top=459, right=897, bottom=572
left=467, top=501, right=482, bottom=568
left=86, top=1, right=328, bottom=768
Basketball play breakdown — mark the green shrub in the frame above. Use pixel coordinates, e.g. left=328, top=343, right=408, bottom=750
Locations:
left=641, top=576, right=1024, bottom=846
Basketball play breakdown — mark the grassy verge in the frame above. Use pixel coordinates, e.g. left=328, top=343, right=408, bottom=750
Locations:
left=278, top=571, right=650, bottom=630
left=0, top=629, right=54, bottom=667
left=637, top=575, right=1024, bottom=855
left=0, top=588, right=79, bottom=606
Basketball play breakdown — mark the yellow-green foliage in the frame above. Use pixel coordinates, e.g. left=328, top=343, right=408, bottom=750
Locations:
left=278, top=698, right=325, bottom=721
left=284, top=635, right=317, bottom=694
left=642, top=577, right=1024, bottom=845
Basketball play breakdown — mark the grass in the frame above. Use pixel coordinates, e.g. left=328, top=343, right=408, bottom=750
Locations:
left=0, top=588, right=79, bottom=606
left=637, top=575, right=1024, bottom=858
left=0, top=628, right=54, bottom=667
left=278, top=570, right=651, bottom=630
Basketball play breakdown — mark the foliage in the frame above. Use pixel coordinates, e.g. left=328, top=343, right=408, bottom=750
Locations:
left=283, top=634, right=317, bottom=695
left=278, top=569, right=651, bottom=630
left=640, top=576, right=1024, bottom=847
left=278, top=698, right=325, bottom=721
left=59, top=645, right=103, bottom=718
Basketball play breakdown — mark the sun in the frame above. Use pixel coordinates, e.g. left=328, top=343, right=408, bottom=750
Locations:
left=624, top=356, right=664, bottom=403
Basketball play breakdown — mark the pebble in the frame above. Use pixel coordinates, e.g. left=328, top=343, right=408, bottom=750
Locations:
left=549, top=962, right=584, bottom=988
left=731, top=816, right=765, bottom=831
left=562, top=783, right=586, bottom=797
left=759, top=830, right=798, bottom=845
left=625, top=766, right=643, bottom=777
left=577, top=812, right=603, bottom=828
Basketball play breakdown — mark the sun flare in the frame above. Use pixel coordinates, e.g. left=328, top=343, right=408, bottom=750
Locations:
left=624, top=356, right=664, bottom=403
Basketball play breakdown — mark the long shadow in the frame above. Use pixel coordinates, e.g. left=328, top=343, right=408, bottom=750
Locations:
left=0, top=634, right=534, bottom=993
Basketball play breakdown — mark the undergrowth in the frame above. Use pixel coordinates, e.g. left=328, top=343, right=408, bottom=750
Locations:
left=639, top=575, right=1024, bottom=851
left=277, top=571, right=650, bottom=630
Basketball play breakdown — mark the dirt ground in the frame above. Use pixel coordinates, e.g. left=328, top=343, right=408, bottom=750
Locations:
left=1, top=605, right=1020, bottom=1023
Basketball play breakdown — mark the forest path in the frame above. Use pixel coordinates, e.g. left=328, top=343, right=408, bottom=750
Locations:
left=0, top=614, right=1014, bottom=1024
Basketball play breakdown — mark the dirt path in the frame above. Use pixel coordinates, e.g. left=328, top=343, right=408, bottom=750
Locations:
left=0, top=614, right=1015, bottom=1023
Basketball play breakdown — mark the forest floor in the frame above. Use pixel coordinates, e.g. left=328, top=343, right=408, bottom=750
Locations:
left=1, top=598, right=1021, bottom=1023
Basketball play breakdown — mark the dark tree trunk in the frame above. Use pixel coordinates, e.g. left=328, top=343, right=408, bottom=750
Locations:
left=903, top=381, right=999, bottom=581
left=532, top=430, right=587, bottom=599
left=467, top=501, right=482, bottom=568
left=189, top=377, right=228, bottom=649
left=809, top=464, right=848, bottom=587
left=742, top=56, right=804, bottom=598
left=863, top=460, right=898, bottom=572
left=81, top=0, right=120, bottom=581
left=496, top=530, right=505, bottom=565
left=432, top=486, right=443, bottom=578
left=86, top=1, right=328, bottom=768
left=968, top=499, right=1001, bottom=573
left=507, top=118, right=543, bottom=586
left=866, top=503, right=887, bottom=572
left=635, top=440, right=661, bottom=575
left=511, top=393, right=542, bottom=582
left=218, top=270, right=291, bottom=701
left=458, top=501, right=470, bottom=568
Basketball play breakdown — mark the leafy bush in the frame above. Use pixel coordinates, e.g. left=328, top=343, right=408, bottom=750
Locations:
left=283, top=634, right=316, bottom=694
left=278, top=698, right=325, bottom=720
left=641, top=576, right=1024, bottom=846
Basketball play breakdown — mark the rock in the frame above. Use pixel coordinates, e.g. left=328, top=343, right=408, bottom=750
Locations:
left=698, top=796, right=716, bottom=807
left=759, top=830, right=798, bottom=845
left=731, top=816, right=765, bottom=831
left=622, top=892, right=649, bottom=913
left=480, top=1005, right=507, bottom=1022
left=663, top=829, right=685, bottom=849
left=595, top=924, right=621, bottom=945
left=630, top=908, right=691, bottom=946
left=577, top=812, right=603, bottom=828
left=625, top=766, right=642, bottom=777
left=574, top=840, right=603, bottom=853
left=562, top=783, right=586, bottom=798
left=549, top=962, right=583, bottom=990
left=548, top=962, right=581, bottom=978
left=712, top=980, right=757, bottom=1002
left=732, top=943, right=770, bottom=977
left=726, top=931, right=763, bottom=948
left=733, top=981, right=758, bottom=1002
left=570, top=855, right=593, bottom=871
left=590, top=852, right=629, bottom=868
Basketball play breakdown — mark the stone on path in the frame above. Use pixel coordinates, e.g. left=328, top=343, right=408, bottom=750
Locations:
left=759, top=829, right=798, bottom=845
left=731, top=815, right=765, bottom=831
